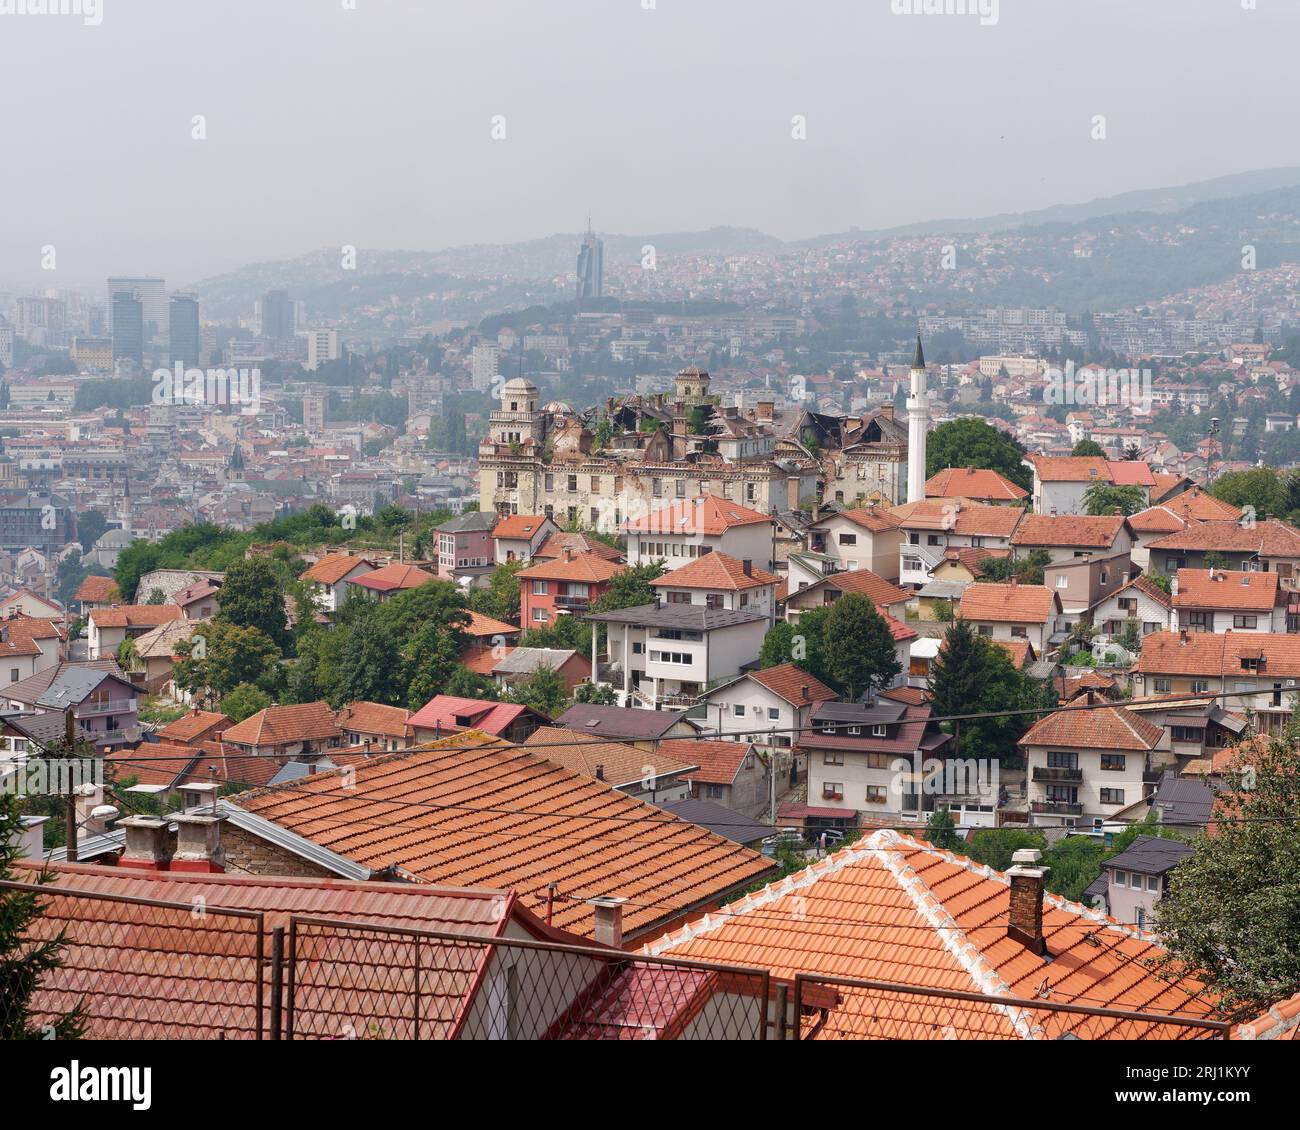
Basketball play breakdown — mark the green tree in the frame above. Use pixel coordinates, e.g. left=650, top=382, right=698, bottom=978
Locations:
left=468, top=560, right=525, bottom=624
left=759, top=607, right=834, bottom=689
left=333, top=616, right=406, bottom=707
left=823, top=594, right=901, bottom=701
left=926, top=418, right=1031, bottom=490
left=442, top=666, right=501, bottom=701
left=1081, top=482, right=1147, bottom=517
left=75, top=509, right=109, bottom=553
left=0, top=788, right=86, bottom=1039
left=1211, top=467, right=1287, bottom=521
left=221, top=683, right=271, bottom=722
left=507, top=663, right=568, bottom=718
left=572, top=681, right=618, bottom=705
left=966, top=828, right=1047, bottom=872
left=1071, top=439, right=1106, bottom=457
left=590, top=561, right=666, bottom=613
left=1041, top=836, right=1107, bottom=901
left=174, top=620, right=281, bottom=704
left=924, top=809, right=964, bottom=853
left=1153, top=733, right=1300, bottom=1015
left=216, top=557, right=289, bottom=651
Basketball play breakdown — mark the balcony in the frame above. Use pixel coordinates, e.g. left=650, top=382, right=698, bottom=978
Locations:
left=1032, top=766, right=1083, bottom=783
left=554, top=595, right=590, bottom=612
left=1031, top=799, right=1083, bottom=817
left=77, top=700, right=136, bottom=717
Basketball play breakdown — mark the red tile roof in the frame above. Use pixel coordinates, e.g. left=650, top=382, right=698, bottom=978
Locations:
left=747, top=663, right=839, bottom=707
left=535, top=533, right=624, bottom=564
left=957, top=582, right=1058, bottom=624
left=1011, top=514, right=1127, bottom=549
left=1029, top=454, right=1112, bottom=483
left=88, top=604, right=184, bottom=630
left=652, top=552, right=776, bottom=591
left=1173, top=569, right=1279, bottom=612
left=524, top=727, right=696, bottom=788
left=336, top=700, right=412, bottom=740
left=890, top=499, right=1024, bottom=538
left=1135, top=630, right=1300, bottom=679
left=493, top=514, right=551, bottom=540
left=1019, top=704, right=1164, bottom=751
left=661, top=739, right=753, bottom=786
left=464, top=610, right=520, bottom=639
left=791, top=568, right=910, bottom=608
left=300, top=553, right=376, bottom=585
left=350, top=563, right=438, bottom=593
left=623, top=495, right=772, bottom=536
left=516, top=552, right=625, bottom=584
left=231, top=731, right=775, bottom=941
left=924, top=466, right=1028, bottom=502
left=1148, top=519, right=1300, bottom=557
left=647, top=830, right=1219, bottom=1039
left=408, top=694, right=541, bottom=734
left=220, top=702, right=343, bottom=748
left=834, top=506, right=903, bottom=533
left=155, top=709, right=230, bottom=744
left=73, top=575, right=119, bottom=603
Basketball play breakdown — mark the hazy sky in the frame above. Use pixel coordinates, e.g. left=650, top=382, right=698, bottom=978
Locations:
left=2, top=0, right=1296, bottom=288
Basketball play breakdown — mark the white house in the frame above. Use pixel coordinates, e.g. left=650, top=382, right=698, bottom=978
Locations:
left=623, top=495, right=775, bottom=573
left=299, top=554, right=378, bottom=614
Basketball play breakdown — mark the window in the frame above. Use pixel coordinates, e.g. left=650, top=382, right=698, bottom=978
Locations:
left=1154, top=678, right=1171, bottom=693
left=675, top=479, right=686, bottom=498
left=567, top=475, right=578, bottom=493
left=822, top=783, right=843, bottom=800
left=865, top=785, right=888, bottom=804
left=1191, top=679, right=1209, bottom=693
left=1113, top=870, right=1126, bottom=888
left=1234, top=615, right=1258, bottom=629
left=733, top=704, right=745, bottom=717
left=1146, top=875, right=1160, bottom=892
left=1136, top=907, right=1146, bottom=930
left=1099, top=788, right=1125, bottom=806
left=847, top=725, right=861, bottom=735
left=1056, top=575, right=1069, bottom=588
left=1047, top=751, right=1078, bottom=769
left=1171, top=726, right=1200, bottom=742
left=823, top=752, right=844, bottom=766
left=532, top=608, right=549, bottom=622
left=531, top=580, right=548, bottom=595
left=1011, top=626, right=1027, bottom=639
left=706, top=784, right=724, bottom=799
left=767, top=707, right=780, bottom=721
left=872, top=724, right=887, bottom=737
left=1100, top=754, right=1126, bottom=771
left=839, top=533, right=857, bottom=546
left=8, top=669, right=17, bottom=683
left=590, top=476, right=600, bottom=493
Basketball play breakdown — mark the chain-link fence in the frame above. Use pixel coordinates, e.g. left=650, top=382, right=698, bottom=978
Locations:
left=0, top=879, right=266, bottom=1040
left=284, top=916, right=772, bottom=1040
left=789, top=974, right=1232, bottom=1040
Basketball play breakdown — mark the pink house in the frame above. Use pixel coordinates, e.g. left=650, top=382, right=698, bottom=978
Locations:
left=436, top=512, right=499, bottom=585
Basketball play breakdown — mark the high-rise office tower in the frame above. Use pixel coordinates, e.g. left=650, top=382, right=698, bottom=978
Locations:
left=107, top=277, right=166, bottom=347
left=169, top=295, right=201, bottom=369
left=305, top=328, right=340, bottom=371
left=111, top=292, right=144, bottom=367
left=0, top=320, right=13, bottom=368
left=576, top=222, right=604, bottom=300
left=260, top=289, right=295, bottom=342
left=471, top=344, right=499, bottom=393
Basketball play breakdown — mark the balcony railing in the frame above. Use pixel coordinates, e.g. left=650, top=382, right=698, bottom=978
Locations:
left=554, top=595, right=590, bottom=611
left=77, top=700, right=136, bottom=717
left=1031, top=799, right=1084, bottom=817
left=1032, top=766, right=1083, bottom=783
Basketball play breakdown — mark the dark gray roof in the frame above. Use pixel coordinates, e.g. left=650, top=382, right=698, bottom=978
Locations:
left=1151, top=772, right=1213, bottom=828
left=659, top=798, right=775, bottom=846
left=1104, top=834, right=1194, bottom=876
left=493, top=648, right=579, bottom=676
left=437, top=511, right=498, bottom=534
left=37, top=665, right=134, bottom=710
left=1084, top=873, right=1109, bottom=902
left=552, top=704, right=691, bottom=740
left=811, top=699, right=908, bottom=725
left=0, top=711, right=95, bottom=749
left=586, top=602, right=766, bottom=631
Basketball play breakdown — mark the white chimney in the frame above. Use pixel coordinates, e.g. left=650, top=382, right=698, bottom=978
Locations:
left=588, top=896, right=627, bottom=949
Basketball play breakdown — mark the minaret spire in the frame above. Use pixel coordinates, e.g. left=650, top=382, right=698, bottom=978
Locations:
left=906, top=334, right=929, bottom=504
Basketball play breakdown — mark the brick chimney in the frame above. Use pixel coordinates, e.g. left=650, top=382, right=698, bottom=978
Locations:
left=118, top=815, right=173, bottom=871
left=588, top=896, right=627, bottom=948
left=594, top=763, right=605, bottom=781
left=1007, top=849, right=1049, bottom=954
left=563, top=546, right=574, bottom=563
left=170, top=813, right=225, bottom=873
left=756, top=400, right=775, bottom=422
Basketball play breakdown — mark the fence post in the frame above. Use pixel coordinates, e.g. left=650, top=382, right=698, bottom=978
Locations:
left=774, top=983, right=787, bottom=1041
left=270, top=927, right=284, bottom=1041
left=285, top=919, right=297, bottom=1040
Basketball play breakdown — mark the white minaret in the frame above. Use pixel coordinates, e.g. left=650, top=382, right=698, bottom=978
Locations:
left=906, top=335, right=928, bottom=504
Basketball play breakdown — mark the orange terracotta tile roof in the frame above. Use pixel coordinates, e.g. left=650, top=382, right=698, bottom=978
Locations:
left=1164, top=487, right=1242, bottom=522
left=622, top=495, right=772, bottom=536
left=1148, top=519, right=1300, bottom=557
left=336, top=700, right=412, bottom=740
left=300, top=553, right=375, bottom=585
left=349, top=563, right=438, bottom=593
left=834, top=506, right=903, bottom=533
left=1011, top=514, right=1127, bottom=549
left=992, top=639, right=1032, bottom=669
left=793, top=568, right=910, bottom=608
left=747, top=663, right=839, bottom=707
left=660, top=739, right=753, bottom=786
left=1235, top=991, right=1300, bottom=1040
left=535, top=533, right=624, bottom=564
left=460, top=643, right=512, bottom=675
left=407, top=694, right=541, bottom=734
left=1173, top=569, right=1279, bottom=612
left=1135, top=630, right=1300, bottom=679
left=652, top=552, right=776, bottom=591
left=879, top=685, right=928, bottom=706
left=523, top=727, right=696, bottom=788
left=1127, top=506, right=1196, bottom=535
left=1105, top=461, right=1156, bottom=487
left=156, top=709, right=230, bottom=744
left=464, top=610, right=520, bottom=639
left=924, top=466, right=1028, bottom=502
left=1150, top=473, right=1190, bottom=502
left=221, top=701, right=343, bottom=748
left=1029, top=454, right=1112, bottom=483
left=957, top=582, right=1058, bottom=624
left=646, top=829, right=1219, bottom=1039
left=493, top=514, right=550, bottom=540
left=73, top=575, right=119, bottom=603
left=889, top=499, right=1024, bottom=538
left=88, top=604, right=185, bottom=629
left=231, top=731, right=776, bottom=941
left=516, top=552, right=625, bottom=584
left=18, top=864, right=531, bottom=1039
left=1019, top=704, right=1164, bottom=751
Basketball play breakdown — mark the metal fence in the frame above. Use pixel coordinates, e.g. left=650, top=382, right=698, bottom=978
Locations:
left=789, top=974, right=1233, bottom=1041
left=0, top=879, right=266, bottom=1040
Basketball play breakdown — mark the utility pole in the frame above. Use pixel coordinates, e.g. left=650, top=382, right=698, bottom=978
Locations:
left=63, top=708, right=77, bottom=863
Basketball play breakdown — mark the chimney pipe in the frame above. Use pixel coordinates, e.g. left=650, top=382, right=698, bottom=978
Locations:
left=170, top=813, right=225, bottom=873
left=588, top=896, right=626, bottom=949
left=118, top=815, right=173, bottom=871
left=595, top=763, right=605, bottom=781
left=1007, top=849, right=1048, bottom=954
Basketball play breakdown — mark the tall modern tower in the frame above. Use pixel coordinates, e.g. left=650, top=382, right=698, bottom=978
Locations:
left=169, top=295, right=200, bottom=368
left=107, top=277, right=166, bottom=347
left=906, top=335, right=928, bottom=504
left=576, top=222, right=604, bottom=300
left=260, top=289, right=295, bottom=342
left=111, top=292, right=144, bottom=367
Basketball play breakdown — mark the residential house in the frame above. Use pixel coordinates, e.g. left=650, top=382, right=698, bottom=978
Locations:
left=172, top=578, right=221, bottom=620
left=891, top=500, right=1024, bottom=589
left=1091, top=574, right=1173, bottom=640
left=407, top=695, right=548, bottom=744
left=458, top=610, right=522, bottom=673
left=809, top=506, right=905, bottom=580
left=299, top=553, right=377, bottom=614
left=218, top=702, right=345, bottom=761
left=623, top=495, right=775, bottom=573
left=128, top=619, right=198, bottom=693
left=491, top=513, right=559, bottom=564
left=1083, top=836, right=1194, bottom=929
left=517, top=550, right=624, bottom=628
left=1010, top=514, right=1134, bottom=566
left=1044, top=551, right=1133, bottom=621
left=0, top=590, right=64, bottom=622
left=783, top=567, right=910, bottom=623
left=956, top=581, right=1062, bottom=656
left=588, top=601, right=769, bottom=711
left=532, top=531, right=624, bottom=565
left=1171, top=568, right=1286, bottom=634
left=72, top=574, right=120, bottom=618
left=522, top=726, right=696, bottom=804
left=1021, top=701, right=1168, bottom=834
left=491, top=647, right=591, bottom=695
left=335, top=701, right=413, bottom=752
left=1146, top=518, right=1300, bottom=579
left=87, top=604, right=184, bottom=661
left=4, top=661, right=140, bottom=749
left=155, top=708, right=232, bottom=747
left=924, top=466, right=1028, bottom=505
left=651, top=552, right=777, bottom=624
left=661, top=738, right=769, bottom=818
left=799, top=698, right=956, bottom=830
left=348, top=563, right=437, bottom=603
left=550, top=703, right=697, bottom=750
left=1028, top=455, right=1153, bottom=516
left=219, top=730, right=776, bottom=942
left=435, top=511, right=498, bottom=587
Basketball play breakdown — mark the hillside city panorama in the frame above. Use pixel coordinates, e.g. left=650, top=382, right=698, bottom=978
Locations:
left=0, top=0, right=1297, bottom=1084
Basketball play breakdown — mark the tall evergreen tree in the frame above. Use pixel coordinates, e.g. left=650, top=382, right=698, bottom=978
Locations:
left=823, top=594, right=901, bottom=702
left=217, top=557, right=289, bottom=651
